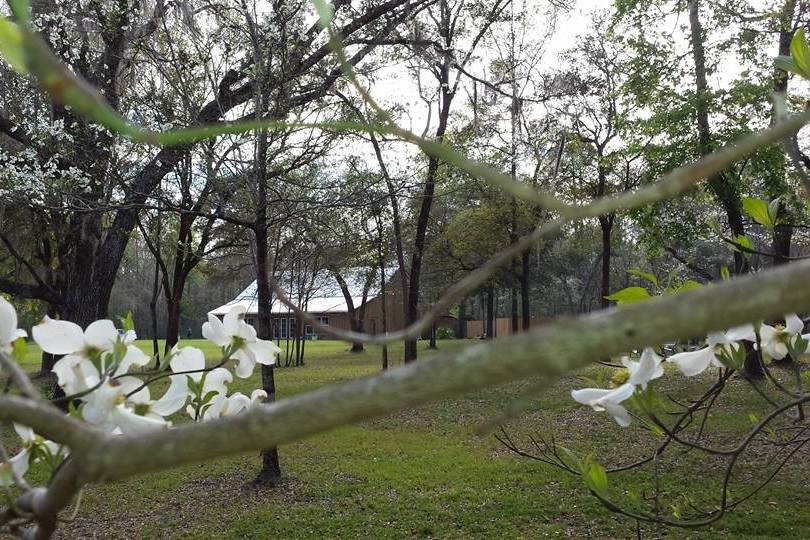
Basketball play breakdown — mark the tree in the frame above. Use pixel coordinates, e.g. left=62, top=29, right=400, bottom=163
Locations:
left=401, top=0, right=511, bottom=361
left=0, top=0, right=428, bottom=337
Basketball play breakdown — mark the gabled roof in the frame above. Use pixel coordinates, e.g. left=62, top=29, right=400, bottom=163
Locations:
left=208, top=268, right=394, bottom=316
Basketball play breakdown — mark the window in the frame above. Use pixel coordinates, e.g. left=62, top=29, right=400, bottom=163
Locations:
left=290, top=318, right=298, bottom=337
left=316, top=316, right=329, bottom=326
left=278, top=318, right=288, bottom=339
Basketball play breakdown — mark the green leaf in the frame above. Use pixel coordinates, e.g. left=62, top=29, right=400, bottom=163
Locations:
left=626, top=268, right=658, bottom=287
left=11, top=337, right=26, bottom=362
left=742, top=197, right=773, bottom=227
left=0, top=463, right=13, bottom=487
left=68, top=400, right=81, bottom=418
left=186, top=375, right=199, bottom=396
left=0, top=18, right=27, bottom=74
left=720, top=265, right=730, bottom=281
left=733, top=234, right=753, bottom=252
left=311, top=0, right=334, bottom=27
left=6, top=0, right=31, bottom=25
left=119, top=311, right=135, bottom=332
left=605, top=286, right=651, bottom=304
left=201, top=390, right=219, bottom=406
left=791, top=28, right=810, bottom=77
left=768, top=198, right=781, bottom=225
left=675, top=279, right=702, bottom=293
left=775, top=55, right=805, bottom=77
left=586, top=462, right=609, bottom=496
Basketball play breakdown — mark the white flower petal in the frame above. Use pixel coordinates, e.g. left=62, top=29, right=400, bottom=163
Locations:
left=151, top=375, right=190, bottom=417
left=223, top=306, right=246, bottom=336
left=629, top=348, right=663, bottom=388
left=246, top=339, right=280, bottom=366
left=766, top=341, right=789, bottom=360
left=601, top=382, right=635, bottom=404
left=13, top=423, right=35, bottom=442
left=116, top=376, right=149, bottom=404
left=0, top=297, right=18, bottom=345
left=83, top=320, right=119, bottom=351
left=32, top=317, right=84, bottom=355
left=202, top=367, right=233, bottom=396
left=170, top=346, right=206, bottom=382
left=571, top=387, right=612, bottom=406
left=202, top=315, right=229, bottom=347
left=251, top=389, right=268, bottom=403
left=724, top=324, right=756, bottom=342
left=236, top=320, right=258, bottom=342
left=233, top=350, right=256, bottom=378
left=669, top=347, right=715, bottom=377
left=223, top=393, right=250, bottom=416
left=114, top=345, right=151, bottom=377
left=602, top=401, right=632, bottom=427
left=785, top=314, right=804, bottom=335
left=0, top=449, right=30, bottom=486
left=202, top=393, right=227, bottom=420
left=122, top=329, right=137, bottom=344
left=52, top=355, right=100, bottom=395
left=759, top=324, right=777, bottom=344
left=113, top=406, right=170, bottom=435
left=43, top=440, right=65, bottom=458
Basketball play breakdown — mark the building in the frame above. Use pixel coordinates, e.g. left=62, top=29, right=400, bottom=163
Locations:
left=208, top=269, right=456, bottom=340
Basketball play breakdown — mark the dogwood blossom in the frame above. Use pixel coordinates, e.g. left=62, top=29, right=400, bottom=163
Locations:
left=572, top=383, right=635, bottom=427
left=572, top=347, right=665, bottom=426
left=758, top=313, right=809, bottom=360
left=0, top=297, right=26, bottom=353
left=622, top=348, right=664, bottom=389
left=80, top=376, right=177, bottom=434
left=668, top=329, right=747, bottom=377
left=202, top=305, right=280, bottom=377
left=0, top=424, right=64, bottom=487
left=32, top=317, right=150, bottom=383
left=202, top=389, right=268, bottom=421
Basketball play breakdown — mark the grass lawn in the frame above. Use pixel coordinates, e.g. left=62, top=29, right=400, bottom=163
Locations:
left=8, top=339, right=810, bottom=539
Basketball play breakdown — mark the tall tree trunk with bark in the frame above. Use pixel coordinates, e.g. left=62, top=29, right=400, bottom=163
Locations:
left=253, top=129, right=282, bottom=486
left=598, top=214, right=613, bottom=309
left=457, top=300, right=467, bottom=338
left=485, top=285, right=495, bottom=340
left=520, top=251, right=531, bottom=330
left=771, top=0, right=797, bottom=267
left=688, top=0, right=759, bottom=377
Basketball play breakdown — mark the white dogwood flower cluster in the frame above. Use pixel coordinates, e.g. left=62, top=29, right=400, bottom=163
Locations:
left=572, top=315, right=810, bottom=427
left=0, top=298, right=279, bottom=485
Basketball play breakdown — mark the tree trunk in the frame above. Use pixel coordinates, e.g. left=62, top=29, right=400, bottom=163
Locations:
left=149, top=251, right=161, bottom=367
left=456, top=300, right=466, bottom=339
left=334, top=271, right=365, bottom=352
left=520, top=251, right=531, bottom=331
left=404, top=52, right=453, bottom=362
left=485, top=285, right=495, bottom=340
left=770, top=0, right=796, bottom=267
left=251, top=46, right=281, bottom=483
left=164, top=298, right=182, bottom=356
left=599, top=215, right=613, bottom=309
left=688, top=0, right=759, bottom=377
left=772, top=224, right=793, bottom=266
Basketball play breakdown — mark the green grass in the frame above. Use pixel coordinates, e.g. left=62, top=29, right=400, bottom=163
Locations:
left=9, top=340, right=810, bottom=538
